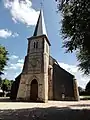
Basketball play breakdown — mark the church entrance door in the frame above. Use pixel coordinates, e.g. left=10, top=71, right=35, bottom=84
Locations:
left=30, top=79, right=38, bottom=101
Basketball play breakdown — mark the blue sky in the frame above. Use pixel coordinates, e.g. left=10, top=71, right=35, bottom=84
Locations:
left=0, top=0, right=90, bottom=88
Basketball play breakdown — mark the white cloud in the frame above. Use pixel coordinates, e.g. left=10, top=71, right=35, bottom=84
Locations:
left=0, top=29, right=19, bottom=39
left=3, top=0, right=39, bottom=26
left=4, top=58, right=24, bottom=71
left=59, top=62, right=78, bottom=74
left=2, top=70, right=20, bottom=80
left=18, top=59, right=24, bottom=63
left=0, top=29, right=12, bottom=38
left=59, top=62, right=90, bottom=89
left=9, top=61, right=24, bottom=70
left=9, top=55, right=19, bottom=60
left=9, top=59, right=24, bottom=70
left=2, top=58, right=24, bottom=80
left=12, top=32, right=19, bottom=37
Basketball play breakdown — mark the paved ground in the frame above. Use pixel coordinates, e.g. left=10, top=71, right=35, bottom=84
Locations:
left=0, top=100, right=90, bottom=110
left=0, top=98, right=90, bottom=120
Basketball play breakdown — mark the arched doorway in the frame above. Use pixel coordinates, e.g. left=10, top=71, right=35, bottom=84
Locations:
left=30, top=79, right=38, bottom=101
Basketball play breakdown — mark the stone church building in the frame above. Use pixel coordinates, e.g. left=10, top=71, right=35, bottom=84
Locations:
left=11, top=10, right=79, bottom=102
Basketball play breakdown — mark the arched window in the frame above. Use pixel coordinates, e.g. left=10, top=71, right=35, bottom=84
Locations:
left=33, top=42, right=38, bottom=49
left=34, top=42, right=36, bottom=48
left=36, top=42, right=38, bottom=49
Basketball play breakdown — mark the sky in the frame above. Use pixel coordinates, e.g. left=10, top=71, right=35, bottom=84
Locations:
left=0, top=0, right=90, bottom=89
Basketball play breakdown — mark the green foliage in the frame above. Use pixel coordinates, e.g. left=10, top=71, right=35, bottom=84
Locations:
left=85, top=81, right=90, bottom=92
left=1, top=79, right=14, bottom=92
left=56, top=0, right=90, bottom=74
left=77, top=50, right=90, bottom=74
left=0, top=45, right=8, bottom=74
left=0, top=77, right=2, bottom=87
left=78, top=86, right=84, bottom=93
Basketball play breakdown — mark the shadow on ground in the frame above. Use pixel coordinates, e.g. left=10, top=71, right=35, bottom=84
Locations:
left=70, top=104, right=90, bottom=107
left=0, top=98, right=43, bottom=103
left=0, top=97, right=12, bottom=102
left=0, top=107, right=90, bottom=120
left=0, top=97, right=19, bottom=102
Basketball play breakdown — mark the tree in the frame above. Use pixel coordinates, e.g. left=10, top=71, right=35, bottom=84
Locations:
left=85, top=81, right=90, bottom=92
left=1, top=79, right=13, bottom=91
left=77, top=50, right=90, bottom=74
left=0, top=77, right=2, bottom=87
left=55, top=0, right=90, bottom=74
left=78, top=86, right=84, bottom=93
left=0, top=45, right=8, bottom=74
left=1, top=79, right=14, bottom=96
left=1, top=79, right=8, bottom=96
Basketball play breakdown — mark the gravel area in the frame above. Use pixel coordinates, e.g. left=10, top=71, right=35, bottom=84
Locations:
left=0, top=98, right=90, bottom=120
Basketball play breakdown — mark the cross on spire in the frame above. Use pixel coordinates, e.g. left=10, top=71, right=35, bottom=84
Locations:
left=40, top=0, right=44, bottom=9
left=33, top=0, right=48, bottom=37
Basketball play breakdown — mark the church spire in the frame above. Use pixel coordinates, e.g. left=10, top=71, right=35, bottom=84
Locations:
left=33, top=10, right=47, bottom=37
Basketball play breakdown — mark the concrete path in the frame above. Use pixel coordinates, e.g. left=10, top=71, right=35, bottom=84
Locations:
left=0, top=98, right=90, bottom=110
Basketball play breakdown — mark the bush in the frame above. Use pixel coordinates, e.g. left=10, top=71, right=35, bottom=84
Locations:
left=85, top=81, right=90, bottom=93
left=80, top=91, right=90, bottom=96
left=6, top=92, right=11, bottom=97
left=0, top=92, right=4, bottom=97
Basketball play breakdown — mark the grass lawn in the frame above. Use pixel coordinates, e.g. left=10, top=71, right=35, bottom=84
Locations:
left=80, top=95, right=90, bottom=100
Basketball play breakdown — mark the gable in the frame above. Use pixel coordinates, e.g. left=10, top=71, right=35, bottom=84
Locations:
left=49, top=55, right=74, bottom=78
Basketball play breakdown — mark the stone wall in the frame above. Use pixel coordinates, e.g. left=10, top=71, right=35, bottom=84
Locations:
left=17, top=35, right=50, bottom=103
left=10, top=74, right=21, bottom=100
left=48, top=65, right=53, bottom=100
left=17, top=73, right=47, bottom=102
left=53, top=63, right=76, bottom=101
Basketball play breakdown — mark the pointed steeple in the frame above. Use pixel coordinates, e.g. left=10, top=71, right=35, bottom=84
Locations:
left=33, top=10, right=47, bottom=37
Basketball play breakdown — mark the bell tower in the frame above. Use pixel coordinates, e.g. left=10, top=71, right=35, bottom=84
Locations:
left=17, top=10, right=51, bottom=102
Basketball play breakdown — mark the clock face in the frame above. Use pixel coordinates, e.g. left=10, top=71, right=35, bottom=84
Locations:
left=31, top=58, right=37, bottom=67
left=28, top=55, right=41, bottom=72
left=30, top=57, right=40, bottom=68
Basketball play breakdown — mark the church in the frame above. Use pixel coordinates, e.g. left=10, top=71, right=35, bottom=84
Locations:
left=10, top=10, right=79, bottom=102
